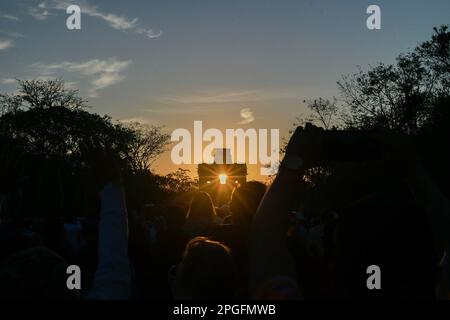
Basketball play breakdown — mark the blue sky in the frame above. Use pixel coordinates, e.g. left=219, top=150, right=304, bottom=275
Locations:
left=0, top=0, right=449, bottom=179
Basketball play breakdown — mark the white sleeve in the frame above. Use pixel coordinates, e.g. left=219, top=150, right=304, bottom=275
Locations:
left=87, top=185, right=131, bottom=300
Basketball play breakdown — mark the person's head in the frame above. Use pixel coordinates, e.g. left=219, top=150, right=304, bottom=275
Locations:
left=230, top=181, right=267, bottom=227
left=185, top=192, right=216, bottom=232
left=171, top=237, right=237, bottom=299
left=0, top=246, right=79, bottom=299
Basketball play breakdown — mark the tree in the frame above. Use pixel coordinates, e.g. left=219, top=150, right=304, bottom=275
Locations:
left=418, top=25, right=450, bottom=77
left=0, top=79, right=170, bottom=174
left=0, top=79, right=175, bottom=216
left=336, top=25, right=450, bottom=134
left=290, top=25, right=450, bottom=199
left=124, top=122, right=171, bottom=173
left=163, top=168, right=198, bottom=194
left=0, top=79, right=87, bottom=114
left=303, top=97, right=341, bottom=130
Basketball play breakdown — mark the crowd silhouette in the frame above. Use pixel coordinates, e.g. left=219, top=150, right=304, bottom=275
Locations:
left=0, top=123, right=449, bottom=300
left=0, top=25, right=450, bottom=300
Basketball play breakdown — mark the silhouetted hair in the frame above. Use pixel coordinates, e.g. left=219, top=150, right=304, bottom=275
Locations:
left=230, top=181, right=267, bottom=226
left=178, top=237, right=237, bottom=299
left=185, top=192, right=217, bottom=232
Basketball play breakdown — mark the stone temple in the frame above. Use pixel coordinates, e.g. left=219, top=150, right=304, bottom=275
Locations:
left=197, top=148, right=247, bottom=205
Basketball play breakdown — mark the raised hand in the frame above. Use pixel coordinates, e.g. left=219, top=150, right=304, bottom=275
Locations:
left=282, top=123, right=324, bottom=172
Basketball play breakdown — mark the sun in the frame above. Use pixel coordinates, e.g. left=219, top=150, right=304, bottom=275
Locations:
left=218, top=173, right=227, bottom=185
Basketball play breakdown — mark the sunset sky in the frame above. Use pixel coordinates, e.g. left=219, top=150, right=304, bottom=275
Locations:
left=1, top=0, right=449, bottom=181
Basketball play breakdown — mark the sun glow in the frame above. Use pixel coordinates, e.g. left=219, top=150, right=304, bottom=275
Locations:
left=219, top=173, right=227, bottom=185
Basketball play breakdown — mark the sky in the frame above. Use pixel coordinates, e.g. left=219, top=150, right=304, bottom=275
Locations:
left=1, top=0, right=449, bottom=181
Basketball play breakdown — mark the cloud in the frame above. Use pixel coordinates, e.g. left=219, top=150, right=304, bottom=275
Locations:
left=238, top=108, right=255, bottom=125
left=86, top=11, right=137, bottom=31
left=28, top=2, right=53, bottom=20
left=1, top=78, right=17, bottom=85
left=159, top=89, right=299, bottom=105
left=0, top=39, right=13, bottom=51
left=29, top=0, right=162, bottom=38
left=144, top=105, right=214, bottom=115
left=136, top=28, right=163, bottom=39
left=90, top=73, right=125, bottom=96
left=0, top=31, right=25, bottom=38
left=0, top=12, right=20, bottom=21
left=31, top=58, right=132, bottom=97
left=1, top=76, right=76, bottom=89
left=119, top=116, right=150, bottom=124
left=64, top=81, right=78, bottom=90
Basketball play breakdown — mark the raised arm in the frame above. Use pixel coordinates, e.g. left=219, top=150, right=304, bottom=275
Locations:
left=249, top=124, right=323, bottom=298
left=87, top=183, right=131, bottom=300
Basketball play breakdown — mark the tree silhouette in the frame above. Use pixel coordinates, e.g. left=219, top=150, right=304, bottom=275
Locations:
left=0, top=79, right=178, bottom=217
left=0, top=79, right=87, bottom=114
left=124, top=122, right=170, bottom=174
left=336, top=25, right=450, bottom=134
left=303, top=97, right=341, bottom=130
left=283, top=26, right=450, bottom=216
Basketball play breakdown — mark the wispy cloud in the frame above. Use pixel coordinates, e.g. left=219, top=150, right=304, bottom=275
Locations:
left=1, top=76, right=76, bottom=88
left=159, top=89, right=299, bottom=105
left=29, top=0, right=162, bottom=38
left=136, top=28, right=163, bottom=39
left=0, top=12, right=20, bottom=21
left=119, top=116, right=151, bottom=124
left=144, top=105, right=215, bottom=115
left=238, top=108, right=255, bottom=124
left=28, top=2, right=53, bottom=20
left=31, top=58, right=132, bottom=97
left=1, top=78, right=17, bottom=85
left=0, top=31, right=25, bottom=38
left=64, top=81, right=79, bottom=90
left=0, top=39, right=14, bottom=51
